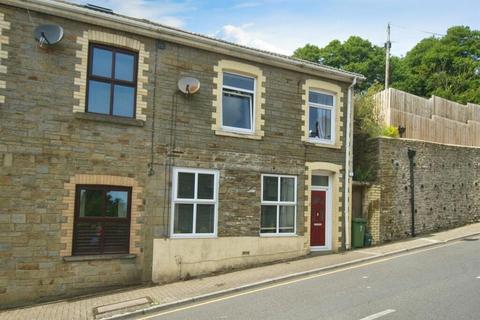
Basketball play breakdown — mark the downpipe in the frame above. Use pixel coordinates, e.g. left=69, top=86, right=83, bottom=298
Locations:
left=342, top=77, right=357, bottom=251
left=408, top=148, right=416, bottom=237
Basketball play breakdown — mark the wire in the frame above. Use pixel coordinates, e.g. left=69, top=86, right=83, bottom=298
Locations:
left=148, top=42, right=160, bottom=176
left=390, top=23, right=445, bottom=38
left=162, top=44, right=181, bottom=238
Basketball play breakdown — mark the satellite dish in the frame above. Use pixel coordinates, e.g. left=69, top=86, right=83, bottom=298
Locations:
left=178, top=77, right=200, bottom=95
left=34, top=24, right=64, bottom=47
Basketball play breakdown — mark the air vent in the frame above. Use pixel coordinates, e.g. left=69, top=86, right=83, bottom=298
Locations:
left=84, top=4, right=114, bottom=14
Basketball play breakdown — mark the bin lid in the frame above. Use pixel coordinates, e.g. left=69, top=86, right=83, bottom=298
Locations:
left=352, top=217, right=367, bottom=223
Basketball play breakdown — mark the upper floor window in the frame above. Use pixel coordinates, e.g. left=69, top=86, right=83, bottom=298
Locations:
left=308, top=90, right=335, bottom=143
left=222, top=72, right=255, bottom=133
left=87, top=44, right=138, bottom=118
left=171, top=168, right=219, bottom=238
left=261, top=175, right=297, bottom=235
left=212, top=60, right=265, bottom=140
left=73, top=185, right=131, bottom=255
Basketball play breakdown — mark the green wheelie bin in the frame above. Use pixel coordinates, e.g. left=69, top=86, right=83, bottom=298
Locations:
left=352, top=218, right=367, bottom=248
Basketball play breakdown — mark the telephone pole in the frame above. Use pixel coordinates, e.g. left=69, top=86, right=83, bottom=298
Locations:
left=385, top=23, right=391, bottom=89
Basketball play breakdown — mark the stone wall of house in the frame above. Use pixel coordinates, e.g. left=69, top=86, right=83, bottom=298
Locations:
left=0, top=5, right=154, bottom=307
left=358, top=137, right=480, bottom=244
left=0, top=4, right=349, bottom=307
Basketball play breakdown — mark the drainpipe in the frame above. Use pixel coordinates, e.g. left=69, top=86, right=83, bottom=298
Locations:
left=407, top=148, right=416, bottom=237
left=343, top=76, right=357, bottom=251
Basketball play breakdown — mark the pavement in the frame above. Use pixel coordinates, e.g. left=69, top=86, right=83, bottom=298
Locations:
left=147, top=231, right=480, bottom=320
left=1, top=223, right=480, bottom=320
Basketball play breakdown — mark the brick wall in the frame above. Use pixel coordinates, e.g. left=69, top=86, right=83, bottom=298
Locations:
left=0, top=4, right=349, bottom=307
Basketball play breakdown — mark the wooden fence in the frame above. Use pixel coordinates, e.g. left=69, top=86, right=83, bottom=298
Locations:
left=374, top=88, right=480, bottom=147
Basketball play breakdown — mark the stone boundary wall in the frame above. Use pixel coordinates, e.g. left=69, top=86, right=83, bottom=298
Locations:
left=357, top=137, right=480, bottom=243
left=375, top=88, right=480, bottom=147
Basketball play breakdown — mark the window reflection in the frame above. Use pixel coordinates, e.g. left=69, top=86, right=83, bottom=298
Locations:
left=87, top=45, right=137, bottom=118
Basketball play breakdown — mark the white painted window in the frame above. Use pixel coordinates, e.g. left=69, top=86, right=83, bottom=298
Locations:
left=261, top=174, right=297, bottom=235
left=221, top=72, right=255, bottom=133
left=171, top=168, right=219, bottom=238
left=308, top=90, right=335, bottom=144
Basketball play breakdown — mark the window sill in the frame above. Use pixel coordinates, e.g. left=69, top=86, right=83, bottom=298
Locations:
left=74, top=112, right=145, bottom=127
left=63, top=253, right=136, bottom=262
left=303, top=140, right=341, bottom=149
left=170, top=235, right=218, bottom=239
left=259, top=233, right=298, bottom=238
left=214, top=129, right=262, bottom=140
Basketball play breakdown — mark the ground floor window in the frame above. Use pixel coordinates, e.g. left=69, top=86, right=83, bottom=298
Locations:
left=73, top=185, right=131, bottom=255
left=171, top=168, right=219, bottom=237
left=261, top=174, right=297, bottom=235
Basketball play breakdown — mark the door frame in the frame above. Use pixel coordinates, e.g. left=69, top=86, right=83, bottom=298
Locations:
left=310, top=174, right=332, bottom=251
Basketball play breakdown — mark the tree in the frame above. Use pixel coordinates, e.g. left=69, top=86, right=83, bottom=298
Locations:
left=293, top=36, right=401, bottom=91
left=293, top=26, right=480, bottom=104
left=393, top=26, right=480, bottom=104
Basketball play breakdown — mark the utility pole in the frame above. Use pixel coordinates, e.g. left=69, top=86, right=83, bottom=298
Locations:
left=385, top=23, right=391, bottom=89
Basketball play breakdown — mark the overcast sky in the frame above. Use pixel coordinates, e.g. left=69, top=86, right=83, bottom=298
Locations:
left=74, top=0, right=479, bottom=57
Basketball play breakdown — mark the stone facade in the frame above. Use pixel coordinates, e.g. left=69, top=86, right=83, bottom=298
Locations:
left=357, top=137, right=480, bottom=244
left=0, top=3, right=355, bottom=307
left=73, top=30, right=150, bottom=120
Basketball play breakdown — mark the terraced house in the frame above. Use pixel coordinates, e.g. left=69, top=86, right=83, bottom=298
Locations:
left=0, top=0, right=364, bottom=307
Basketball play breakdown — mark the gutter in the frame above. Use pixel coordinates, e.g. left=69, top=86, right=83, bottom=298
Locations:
left=2, top=0, right=365, bottom=83
left=343, top=77, right=357, bottom=250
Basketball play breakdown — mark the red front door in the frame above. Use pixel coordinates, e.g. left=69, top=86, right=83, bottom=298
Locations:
left=310, top=190, right=326, bottom=246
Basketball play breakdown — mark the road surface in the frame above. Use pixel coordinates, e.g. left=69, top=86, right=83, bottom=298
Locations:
left=137, top=236, right=480, bottom=320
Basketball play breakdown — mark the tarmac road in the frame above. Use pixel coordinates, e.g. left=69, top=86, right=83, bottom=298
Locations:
left=138, top=236, right=480, bottom=320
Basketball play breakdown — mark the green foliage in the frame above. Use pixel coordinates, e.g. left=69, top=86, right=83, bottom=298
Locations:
left=293, top=36, right=402, bottom=91
left=292, top=44, right=322, bottom=63
left=393, top=26, right=480, bottom=104
left=293, top=26, right=480, bottom=104
left=379, top=126, right=399, bottom=138
left=354, top=83, right=399, bottom=138
left=353, top=166, right=374, bottom=182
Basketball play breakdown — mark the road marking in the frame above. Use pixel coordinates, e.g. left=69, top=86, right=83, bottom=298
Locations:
left=362, top=276, right=369, bottom=279
left=476, top=276, right=480, bottom=279
left=359, top=309, right=396, bottom=320
left=138, top=241, right=461, bottom=320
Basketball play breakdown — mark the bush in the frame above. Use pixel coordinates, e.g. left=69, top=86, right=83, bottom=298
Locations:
left=354, top=83, right=399, bottom=138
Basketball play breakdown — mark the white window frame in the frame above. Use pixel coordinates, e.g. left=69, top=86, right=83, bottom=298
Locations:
left=260, top=174, right=297, bottom=236
left=221, top=71, right=256, bottom=134
left=308, top=89, right=335, bottom=145
left=171, top=167, right=219, bottom=238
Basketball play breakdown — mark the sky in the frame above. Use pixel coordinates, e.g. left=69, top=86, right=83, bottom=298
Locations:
left=73, top=0, right=479, bottom=57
